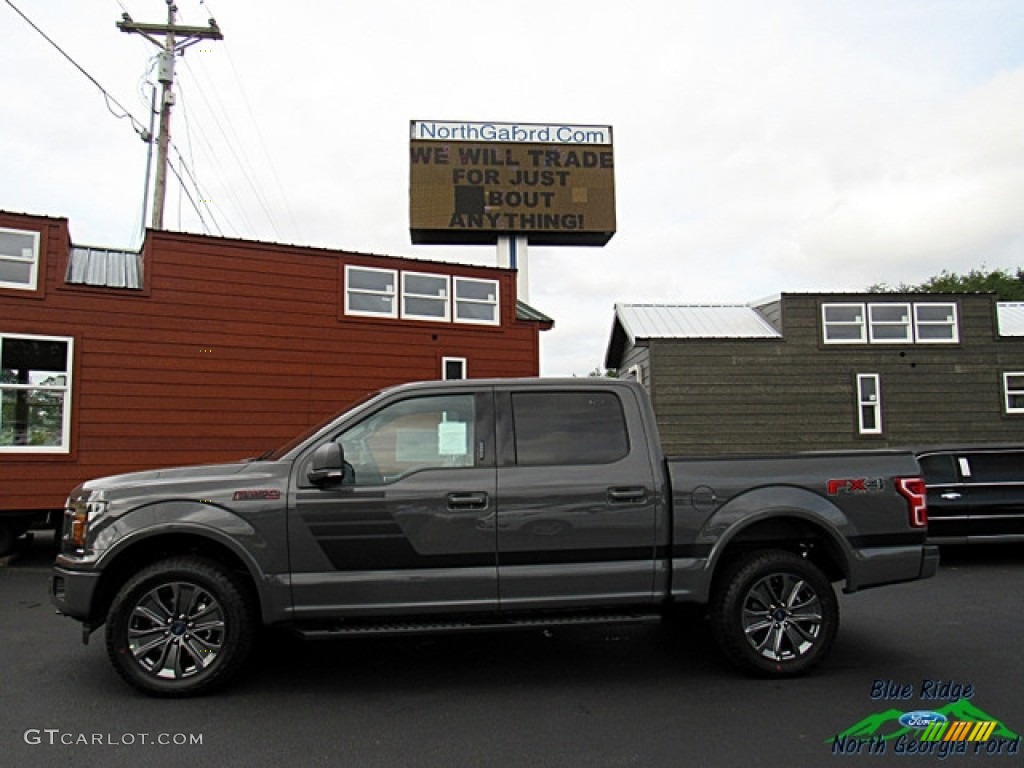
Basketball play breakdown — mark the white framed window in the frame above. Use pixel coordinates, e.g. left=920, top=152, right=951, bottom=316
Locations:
left=1, top=333, right=73, bottom=453
left=914, top=302, right=959, bottom=343
left=1004, top=373, right=1024, bottom=414
left=0, top=227, right=40, bottom=291
left=454, top=277, right=499, bottom=325
left=823, top=301, right=959, bottom=345
left=345, top=266, right=397, bottom=318
left=401, top=272, right=450, bottom=322
left=822, top=303, right=866, bottom=344
left=868, top=303, right=912, bottom=343
left=856, top=373, right=882, bottom=435
left=442, top=357, right=466, bottom=380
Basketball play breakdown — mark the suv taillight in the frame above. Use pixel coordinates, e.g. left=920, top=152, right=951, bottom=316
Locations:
left=897, top=477, right=928, bottom=528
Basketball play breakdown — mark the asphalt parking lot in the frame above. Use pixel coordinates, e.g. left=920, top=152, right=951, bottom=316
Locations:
left=1, top=533, right=1022, bottom=768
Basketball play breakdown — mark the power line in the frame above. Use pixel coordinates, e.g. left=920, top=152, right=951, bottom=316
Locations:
left=172, top=73, right=256, bottom=238
left=164, top=150, right=211, bottom=233
left=179, top=56, right=282, bottom=239
left=199, top=0, right=304, bottom=242
left=4, top=0, right=150, bottom=141
left=8, top=0, right=299, bottom=246
left=171, top=84, right=230, bottom=237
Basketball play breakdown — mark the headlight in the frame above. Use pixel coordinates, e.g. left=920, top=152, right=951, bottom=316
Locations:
left=64, top=493, right=108, bottom=552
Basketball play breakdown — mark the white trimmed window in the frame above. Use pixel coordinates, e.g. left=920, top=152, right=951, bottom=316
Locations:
left=1, top=333, right=73, bottom=453
left=402, top=272, right=450, bottom=321
left=823, top=301, right=959, bottom=345
left=913, top=303, right=959, bottom=343
left=442, top=357, right=466, bottom=380
left=868, top=303, right=912, bottom=343
left=822, top=303, right=866, bottom=344
left=345, top=267, right=502, bottom=327
left=454, top=277, right=499, bottom=325
left=1004, top=373, right=1024, bottom=414
left=856, top=373, right=882, bottom=435
left=345, top=266, right=397, bottom=318
left=0, top=227, right=40, bottom=291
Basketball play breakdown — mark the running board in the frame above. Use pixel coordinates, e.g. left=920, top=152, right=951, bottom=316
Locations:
left=292, top=612, right=662, bottom=640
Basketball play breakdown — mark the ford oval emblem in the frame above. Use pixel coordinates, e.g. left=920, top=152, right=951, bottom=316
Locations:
left=899, top=711, right=948, bottom=729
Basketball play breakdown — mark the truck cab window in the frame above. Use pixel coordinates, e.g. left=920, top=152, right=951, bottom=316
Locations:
left=511, top=391, right=629, bottom=466
left=337, top=394, right=476, bottom=485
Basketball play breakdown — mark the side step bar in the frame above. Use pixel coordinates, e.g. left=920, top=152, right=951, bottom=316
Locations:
left=293, top=612, right=663, bottom=640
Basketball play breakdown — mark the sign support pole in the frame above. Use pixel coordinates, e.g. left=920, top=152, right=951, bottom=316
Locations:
left=497, top=236, right=530, bottom=303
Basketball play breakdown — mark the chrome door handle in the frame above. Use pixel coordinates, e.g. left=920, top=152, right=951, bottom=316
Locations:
left=940, top=492, right=962, bottom=500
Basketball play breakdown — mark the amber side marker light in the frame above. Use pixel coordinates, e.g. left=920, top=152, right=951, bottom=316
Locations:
left=69, top=510, right=89, bottom=549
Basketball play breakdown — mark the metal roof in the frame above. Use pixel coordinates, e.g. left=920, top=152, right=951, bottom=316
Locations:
left=614, top=303, right=782, bottom=341
left=997, top=303, right=1024, bottom=336
left=66, top=246, right=142, bottom=289
left=515, top=300, right=554, bottom=325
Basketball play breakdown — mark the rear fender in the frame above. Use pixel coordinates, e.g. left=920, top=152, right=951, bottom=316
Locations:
left=681, top=485, right=856, bottom=603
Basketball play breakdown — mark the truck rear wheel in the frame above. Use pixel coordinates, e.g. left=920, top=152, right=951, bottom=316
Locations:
left=105, top=556, right=256, bottom=697
left=710, top=549, right=838, bottom=677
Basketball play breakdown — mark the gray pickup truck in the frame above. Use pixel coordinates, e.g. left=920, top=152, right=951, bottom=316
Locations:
left=51, top=378, right=938, bottom=696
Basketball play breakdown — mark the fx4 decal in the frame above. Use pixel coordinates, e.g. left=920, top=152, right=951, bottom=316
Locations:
left=828, top=478, right=885, bottom=495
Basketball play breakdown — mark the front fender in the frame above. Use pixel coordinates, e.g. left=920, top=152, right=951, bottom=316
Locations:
left=97, top=501, right=259, bottom=563
left=90, top=501, right=288, bottom=623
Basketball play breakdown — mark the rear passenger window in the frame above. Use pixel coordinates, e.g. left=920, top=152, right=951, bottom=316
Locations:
left=963, top=453, right=1023, bottom=484
left=511, top=391, right=629, bottom=466
left=918, top=454, right=958, bottom=484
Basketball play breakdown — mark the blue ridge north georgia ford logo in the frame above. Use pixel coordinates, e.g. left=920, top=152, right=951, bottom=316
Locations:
left=829, top=680, right=1020, bottom=759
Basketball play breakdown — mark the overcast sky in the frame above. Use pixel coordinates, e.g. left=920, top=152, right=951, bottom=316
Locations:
left=3, top=0, right=1023, bottom=375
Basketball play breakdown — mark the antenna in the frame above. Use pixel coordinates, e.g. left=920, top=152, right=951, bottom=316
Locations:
left=117, top=2, right=222, bottom=231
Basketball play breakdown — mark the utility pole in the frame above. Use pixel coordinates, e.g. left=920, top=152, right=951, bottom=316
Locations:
left=117, top=2, right=222, bottom=230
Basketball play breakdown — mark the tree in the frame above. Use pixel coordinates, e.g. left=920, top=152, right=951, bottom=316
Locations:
left=870, top=267, right=1024, bottom=300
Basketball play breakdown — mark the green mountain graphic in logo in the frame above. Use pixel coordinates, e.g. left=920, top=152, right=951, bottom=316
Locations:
left=828, top=699, right=1020, bottom=744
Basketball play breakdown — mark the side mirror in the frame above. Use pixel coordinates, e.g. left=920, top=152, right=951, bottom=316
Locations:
left=308, top=442, right=345, bottom=486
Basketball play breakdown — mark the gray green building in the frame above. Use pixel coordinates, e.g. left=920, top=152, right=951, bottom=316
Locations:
left=605, top=293, right=1024, bottom=455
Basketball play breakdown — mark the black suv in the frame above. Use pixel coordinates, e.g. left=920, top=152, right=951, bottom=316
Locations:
left=917, top=446, right=1024, bottom=544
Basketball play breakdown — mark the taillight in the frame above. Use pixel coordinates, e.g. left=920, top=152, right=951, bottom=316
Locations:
left=897, top=477, right=928, bottom=528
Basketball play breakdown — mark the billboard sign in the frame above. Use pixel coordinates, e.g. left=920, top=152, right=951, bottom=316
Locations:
left=410, top=120, right=616, bottom=246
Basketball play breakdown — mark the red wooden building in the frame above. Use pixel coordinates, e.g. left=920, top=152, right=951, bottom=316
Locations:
left=0, top=210, right=551, bottom=540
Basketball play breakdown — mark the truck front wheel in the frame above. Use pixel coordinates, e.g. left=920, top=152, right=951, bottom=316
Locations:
left=710, top=549, right=838, bottom=677
left=105, top=556, right=256, bottom=697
